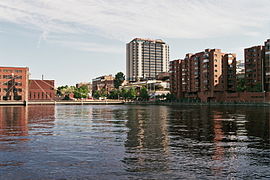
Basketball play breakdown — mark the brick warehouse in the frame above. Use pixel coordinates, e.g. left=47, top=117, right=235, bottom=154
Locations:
left=0, top=66, right=29, bottom=101
left=0, top=66, right=55, bottom=102
left=29, top=80, right=55, bottom=101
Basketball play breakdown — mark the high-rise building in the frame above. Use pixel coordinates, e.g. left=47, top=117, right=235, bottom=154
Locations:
left=126, top=38, right=169, bottom=82
left=170, top=49, right=236, bottom=100
left=170, top=59, right=183, bottom=99
left=264, top=39, right=270, bottom=91
left=244, top=46, right=264, bottom=91
left=183, top=49, right=236, bottom=94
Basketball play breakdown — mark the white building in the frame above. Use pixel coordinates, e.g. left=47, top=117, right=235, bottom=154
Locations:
left=126, top=38, right=169, bottom=82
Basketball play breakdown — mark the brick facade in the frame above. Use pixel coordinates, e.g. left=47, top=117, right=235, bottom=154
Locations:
left=0, top=67, right=29, bottom=101
left=28, top=80, right=55, bottom=101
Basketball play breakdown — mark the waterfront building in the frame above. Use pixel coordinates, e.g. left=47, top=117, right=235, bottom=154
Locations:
left=264, top=39, right=270, bottom=91
left=170, top=59, right=183, bottom=99
left=0, top=66, right=29, bottom=101
left=92, top=75, right=114, bottom=94
left=244, top=45, right=265, bottom=91
left=126, top=38, right=169, bottom=82
left=28, top=80, right=55, bottom=101
left=170, top=49, right=237, bottom=101
left=121, top=79, right=170, bottom=98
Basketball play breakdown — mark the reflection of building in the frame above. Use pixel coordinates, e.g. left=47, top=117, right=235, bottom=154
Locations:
left=28, top=80, right=55, bottom=101
left=92, top=75, right=114, bottom=94
left=0, top=66, right=29, bottom=101
left=0, top=106, right=55, bottom=141
left=0, top=106, right=28, bottom=138
left=126, top=38, right=169, bottom=82
left=124, top=106, right=170, bottom=172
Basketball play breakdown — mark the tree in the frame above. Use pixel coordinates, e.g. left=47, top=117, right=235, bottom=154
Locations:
left=114, top=72, right=125, bottom=89
left=56, top=85, right=75, bottom=100
left=236, top=79, right=247, bottom=92
left=108, top=89, right=120, bottom=99
left=120, top=88, right=129, bottom=99
left=93, top=90, right=101, bottom=99
left=74, top=85, right=89, bottom=99
left=127, top=88, right=136, bottom=100
left=139, top=87, right=149, bottom=101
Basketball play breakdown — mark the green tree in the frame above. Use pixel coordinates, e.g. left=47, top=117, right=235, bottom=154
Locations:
left=108, top=89, right=120, bottom=99
left=114, top=72, right=125, bottom=89
left=236, top=78, right=247, bottom=92
left=74, top=85, right=89, bottom=99
left=166, top=93, right=176, bottom=101
left=120, top=88, right=129, bottom=99
left=56, top=85, right=75, bottom=100
left=139, top=87, right=149, bottom=101
left=127, top=88, right=136, bottom=100
left=93, top=90, right=101, bottom=99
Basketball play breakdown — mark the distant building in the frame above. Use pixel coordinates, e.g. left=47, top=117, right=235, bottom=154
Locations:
left=126, top=38, right=169, bottom=82
left=0, top=66, right=29, bottom=101
left=121, top=79, right=170, bottom=98
left=236, top=60, right=245, bottom=74
left=76, top=82, right=92, bottom=97
left=28, top=80, right=55, bottom=101
left=92, top=75, right=114, bottom=95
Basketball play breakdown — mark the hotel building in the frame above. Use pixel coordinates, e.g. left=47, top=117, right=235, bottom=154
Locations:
left=126, top=38, right=169, bottom=82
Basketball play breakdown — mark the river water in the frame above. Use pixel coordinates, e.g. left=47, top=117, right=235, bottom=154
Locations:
left=0, top=105, right=269, bottom=179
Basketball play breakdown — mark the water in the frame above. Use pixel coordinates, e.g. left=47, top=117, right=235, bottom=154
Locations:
left=0, top=105, right=269, bottom=180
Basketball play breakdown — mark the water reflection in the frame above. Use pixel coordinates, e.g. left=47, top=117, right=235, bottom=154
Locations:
left=124, top=105, right=170, bottom=173
left=0, top=106, right=28, bottom=141
left=0, top=105, right=55, bottom=142
left=0, top=105, right=269, bottom=179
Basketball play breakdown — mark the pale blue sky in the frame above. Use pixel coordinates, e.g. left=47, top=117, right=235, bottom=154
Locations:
left=0, top=0, right=269, bottom=86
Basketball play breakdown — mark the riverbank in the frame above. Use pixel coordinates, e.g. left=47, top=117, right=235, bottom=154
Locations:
left=125, top=100, right=270, bottom=106
left=0, top=100, right=125, bottom=106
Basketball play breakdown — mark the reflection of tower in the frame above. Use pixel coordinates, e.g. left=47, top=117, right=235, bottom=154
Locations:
left=124, top=105, right=170, bottom=172
left=211, top=112, right=225, bottom=176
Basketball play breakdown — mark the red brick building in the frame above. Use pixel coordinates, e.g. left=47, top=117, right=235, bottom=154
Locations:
left=0, top=66, right=29, bottom=101
left=92, top=75, right=114, bottom=95
left=170, top=49, right=237, bottom=101
left=28, top=80, right=55, bottom=101
left=244, top=46, right=264, bottom=91
left=265, top=39, right=270, bottom=91
left=170, top=59, right=183, bottom=98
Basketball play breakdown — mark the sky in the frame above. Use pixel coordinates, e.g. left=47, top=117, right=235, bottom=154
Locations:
left=0, top=0, right=270, bottom=86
